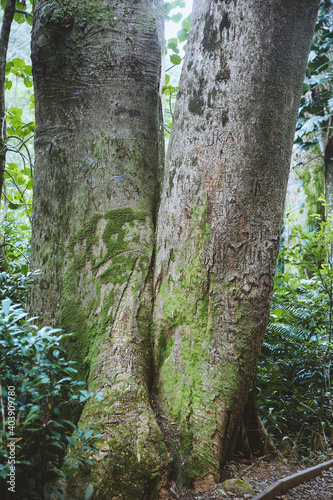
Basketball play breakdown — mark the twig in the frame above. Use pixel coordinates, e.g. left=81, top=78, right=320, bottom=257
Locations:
left=1, top=242, right=29, bottom=261
left=242, top=455, right=268, bottom=474
left=291, top=155, right=323, bottom=171
left=166, top=56, right=185, bottom=73
left=8, top=134, right=34, bottom=177
left=15, top=9, right=33, bottom=18
left=6, top=146, right=33, bottom=179
left=3, top=169, right=32, bottom=221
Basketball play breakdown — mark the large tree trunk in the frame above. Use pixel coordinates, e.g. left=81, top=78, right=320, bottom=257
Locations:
left=152, top=0, right=320, bottom=490
left=30, top=0, right=320, bottom=497
left=30, top=1, right=168, bottom=497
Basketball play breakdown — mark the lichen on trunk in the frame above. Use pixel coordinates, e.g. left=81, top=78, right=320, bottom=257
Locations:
left=30, top=0, right=168, bottom=497
left=153, top=0, right=320, bottom=489
left=30, top=0, right=320, bottom=496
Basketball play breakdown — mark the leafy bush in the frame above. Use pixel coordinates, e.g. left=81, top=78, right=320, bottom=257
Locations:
left=0, top=299, right=103, bottom=499
left=0, top=266, right=39, bottom=307
left=294, top=0, right=333, bottom=155
left=257, top=213, right=333, bottom=458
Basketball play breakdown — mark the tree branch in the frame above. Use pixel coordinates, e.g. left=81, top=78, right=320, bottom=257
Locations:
left=0, top=241, right=29, bottom=261
left=165, top=57, right=184, bottom=73
left=15, top=9, right=33, bottom=18
left=3, top=169, right=32, bottom=221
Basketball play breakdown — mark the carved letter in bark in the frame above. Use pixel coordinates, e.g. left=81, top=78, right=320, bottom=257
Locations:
left=153, top=0, right=320, bottom=489
left=30, top=0, right=168, bottom=497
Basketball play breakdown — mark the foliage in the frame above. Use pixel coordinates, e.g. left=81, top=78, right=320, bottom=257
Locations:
left=0, top=266, right=38, bottom=306
left=1, top=209, right=31, bottom=269
left=0, top=299, right=103, bottom=499
left=257, top=212, right=333, bottom=458
left=163, top=0, right=191, bottom=135
left=294, top=0, right=333, bottom=154
left=3, top=57, right=34, bottom=224
left=0, top=0, right=34, bottom=273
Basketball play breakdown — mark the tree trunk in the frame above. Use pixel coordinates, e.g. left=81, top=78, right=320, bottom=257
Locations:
left=325, top=136, right=333, bottom=211
left=152, top=0, right=320, bottom=489
left=30, top=1, right=167, bottom=497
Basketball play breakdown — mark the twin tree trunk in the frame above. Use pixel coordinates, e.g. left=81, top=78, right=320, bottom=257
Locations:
left=30, top=0, right=319, bottom=498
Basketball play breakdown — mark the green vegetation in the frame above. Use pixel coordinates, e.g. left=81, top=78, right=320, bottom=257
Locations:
left=258, top=1, right=333, bottom=457
left=257, top=211, right=333, bottom=459
left=0, top=298, right=103, bottom=499
left=0, top=0, right=332, bottom=497
left=294, top=0, right=333, bottom=156
left=163, top=1, right=191, bottom=135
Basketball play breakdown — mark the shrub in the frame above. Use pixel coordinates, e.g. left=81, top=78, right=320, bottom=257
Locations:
left=0, top=265, right=39, bottom=306
left=0, top=299, right=103, bottom=499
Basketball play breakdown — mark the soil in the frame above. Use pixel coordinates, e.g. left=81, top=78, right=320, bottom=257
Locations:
left=166, top=456, right=333, bottom=499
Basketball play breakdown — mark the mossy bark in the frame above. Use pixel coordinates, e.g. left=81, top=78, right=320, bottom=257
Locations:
left=153, top=0, right=320, bottom=490
left=30, top=0, right=167, bottom=497
left=30, top=0, right=320, bottom=496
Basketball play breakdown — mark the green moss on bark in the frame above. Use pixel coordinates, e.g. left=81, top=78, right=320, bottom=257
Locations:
left=202, top=13, right=219, bottom=51
left=65, top=387, right=169, bottom=499
left=62, top=208, right=150, bottom=382
left=188, top=97, right=205, bottom=116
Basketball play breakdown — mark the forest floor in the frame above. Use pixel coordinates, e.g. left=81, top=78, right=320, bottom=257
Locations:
left=167, top=455, right=333, bottom=499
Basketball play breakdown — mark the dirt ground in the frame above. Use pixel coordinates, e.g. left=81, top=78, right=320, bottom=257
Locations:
left=166, top=455, right=333, bottom=499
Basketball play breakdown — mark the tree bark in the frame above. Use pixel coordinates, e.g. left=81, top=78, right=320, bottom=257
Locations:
left=153, top=0, right=320, bottom=489
left=30, top=1, right=167, bottom=497
left=325, top=136, right=333, bottom=211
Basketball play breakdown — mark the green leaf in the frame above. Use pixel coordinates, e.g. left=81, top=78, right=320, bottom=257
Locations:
left=182, top=15, right=191, bottom=31
left=21, top=264, right=29, bottom=276
left=168, top=37, right=178, bottom=46
left=2, top=298, right=11, bottom=316
left=76, top=427, right=84, bottom=440
left=13, top=12, right=25, bottom=24
left=11, top=58, right=26, bottom=70
left=95, top=391, right=104, bottom=401
left=85, top=429, right=93, bottom=440
left=177, top=28, right=188, bottom=42
left=24, top=76, right=33, bottom=88
left=170, top=13, right=183, bottom=23
left=66, top=436, right=76, bottom=447
left=92, top=433, right=104, bottom=438
left=170, top=54, right=181, bottom=65
left=8, top=107, right=23, bottom=118
left=66, top=457, right=85, bottom=466
left=5, top=61, right=14, bottom=74
left=23, top=65, right=32, bottom=76
left=0, top=469, right=7, bottom=479
left=50, top=441, right=65, bottom=450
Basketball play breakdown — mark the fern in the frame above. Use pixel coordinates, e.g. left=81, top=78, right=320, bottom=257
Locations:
left=257, top=215, right=333, bottom=456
